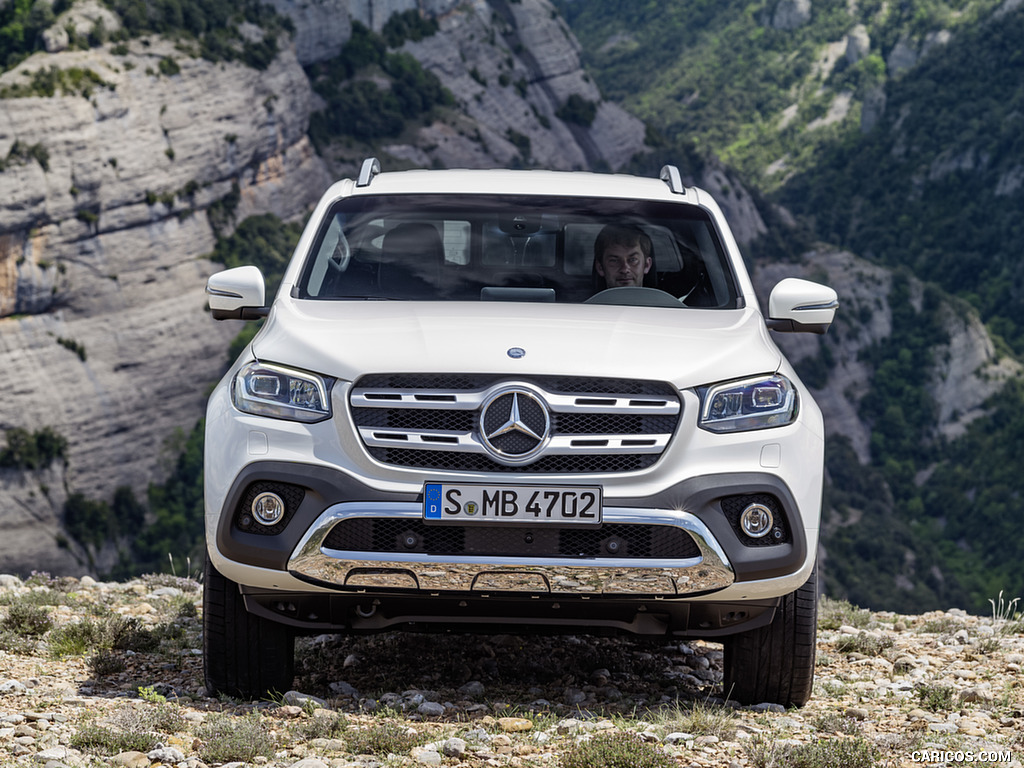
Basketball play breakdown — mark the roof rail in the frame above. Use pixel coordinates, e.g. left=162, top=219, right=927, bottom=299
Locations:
left=356, top=157, right=381, bottom=187
left=659, top=164, right=686, bottom=195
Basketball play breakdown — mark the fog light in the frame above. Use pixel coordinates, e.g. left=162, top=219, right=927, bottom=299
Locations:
left=740, top=503, right=774, bottom=538
left=251, top=492, right=285, bottom=526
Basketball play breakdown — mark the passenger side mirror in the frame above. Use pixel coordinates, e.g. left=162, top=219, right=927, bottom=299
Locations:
left=766, top=278, right=838, bottom=334
left=207, top=266, right=269, bottom=321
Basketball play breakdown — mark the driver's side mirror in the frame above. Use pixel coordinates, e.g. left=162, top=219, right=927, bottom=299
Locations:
left=766, top=278, right=838, bottom=334
left=207, top=266, right=269, bottom=321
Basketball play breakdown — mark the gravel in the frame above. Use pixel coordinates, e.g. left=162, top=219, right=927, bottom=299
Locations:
left=0, top=574, right=1023, bottom=767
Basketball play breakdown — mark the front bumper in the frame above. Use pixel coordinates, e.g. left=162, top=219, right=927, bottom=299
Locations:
left=212, top=461, right=811, bottom=595
left=287, top=503, right=734, bottom=596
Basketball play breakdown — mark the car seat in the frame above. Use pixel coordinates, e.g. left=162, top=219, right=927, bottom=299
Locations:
left=378, top=222, right=445, bottom=298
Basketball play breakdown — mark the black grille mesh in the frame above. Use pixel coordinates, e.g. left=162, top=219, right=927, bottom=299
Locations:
left=324, top=518, right=700, bottom=559
left=367, top=447, right=658, bottom=473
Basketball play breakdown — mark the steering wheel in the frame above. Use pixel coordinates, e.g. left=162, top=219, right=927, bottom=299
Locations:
left=584, top=286, right=683, bottom=308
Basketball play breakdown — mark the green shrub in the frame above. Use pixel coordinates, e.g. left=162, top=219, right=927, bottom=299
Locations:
left=195, top=712, right=275, bottom=763
left=556, top=94, right=598, bottom=126
left=57, top=337, right=87, bottom=361
left=157, top=56, right=180, bottom=76
left=562, top=732, right=674, bottom=768
left=746, top=735, right=877, bottom=768
left=71, top=721, right=160, bottom=755
left=306, top=22, right=453, bottom=147
left=103, top=0, right=292, bottom=71
left=835, top=632, right=893, bottom=657
left=1, top=603, right=53, bottom=636
left=48, top=617, right=108, bottom=657
left=343, top=720, right=428, bottom=756
left=294, top=711, right=348, bottom=741
left=0, top=426, right=68, bottom=470
left=63, top=492, right=116, bottom=550
left=1, top=140, right=50, bottom=171
left=88, top=649, right=126, bottom=677
left=381, top=8, right=438, bottom=47
left=917, top=683, right=957, bottom=712
left=0, top=66, right=112, bottom=98
left=71, top=703, right=187, bottom=756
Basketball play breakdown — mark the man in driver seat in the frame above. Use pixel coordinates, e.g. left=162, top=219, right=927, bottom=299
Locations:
left=594, top=224, right=654, bottom=289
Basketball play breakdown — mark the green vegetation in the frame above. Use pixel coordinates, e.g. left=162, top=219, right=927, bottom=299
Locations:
left=562, top=731, right=674, bottom=768
left=0, top=65, right=114, bottom=99
left=835, top=632, right=894, bottom=657
left=817, top=596, right=872, bottom=631
left=0, top=0, right=71, bottom=71
left=306, top=22, right=453, bottom=148
left=917, top=683, right=957, bottom=712
left=59, top=486, right=143, bottom=571
left=381, top=8, right=439, bottom=48
left=745, top=734, right=878, bottom=768
left=101, top=0, right=293, bottom=70
left=210, top=212, right=301, bottom=284
left=57, top=336, right=87, bottom=361
left=556, top=94, right=598, bottom=127
left=71, top=697, right=188, bottom=755
left=0, top=602, right=53, bottom=638
left=1, top=0, right=288, bottom=72
left=0, top=139, right=50, bottom=172
left=0, top=426, right=67, bottom=470
left=194, top=712, right=276, bottom=763
left=343, top=720, right=430, bottom=756
left=779, top=7, right=1024, bottom=356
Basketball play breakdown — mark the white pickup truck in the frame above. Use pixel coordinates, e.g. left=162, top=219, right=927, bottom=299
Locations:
left=203, top=159, right=837, bottom=705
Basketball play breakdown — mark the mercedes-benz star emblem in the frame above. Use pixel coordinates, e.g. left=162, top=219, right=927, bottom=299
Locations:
left=479, top=387, right=551, bottom=464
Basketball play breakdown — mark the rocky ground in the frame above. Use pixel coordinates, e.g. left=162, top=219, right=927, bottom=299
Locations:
left=0, top=573, right=1022, bottom=768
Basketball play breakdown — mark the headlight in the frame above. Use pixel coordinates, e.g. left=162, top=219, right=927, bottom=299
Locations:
left=699, top=375, right=797, bottom=433
left=232, top=362, right=332, bottom=423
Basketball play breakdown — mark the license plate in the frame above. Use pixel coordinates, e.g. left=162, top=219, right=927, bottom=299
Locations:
left=424, top=483, right=602, bottom=524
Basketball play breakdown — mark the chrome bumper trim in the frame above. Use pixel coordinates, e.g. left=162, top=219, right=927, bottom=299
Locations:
left=287, top=503, right=734, bottom=596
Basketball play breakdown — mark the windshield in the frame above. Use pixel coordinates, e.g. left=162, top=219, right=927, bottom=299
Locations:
left=297, top=194, right=740, bottom=308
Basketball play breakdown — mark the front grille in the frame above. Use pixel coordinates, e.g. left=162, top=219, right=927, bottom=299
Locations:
left=350, top=373, right=681, bottom=473
left=323, top=518, right=700, bottom=559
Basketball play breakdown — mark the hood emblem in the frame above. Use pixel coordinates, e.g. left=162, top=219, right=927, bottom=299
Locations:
left=479, top=386, right=550, bottom=464
left=507, top=347, right=526, bottom=359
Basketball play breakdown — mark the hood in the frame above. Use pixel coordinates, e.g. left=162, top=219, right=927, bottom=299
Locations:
left=251, top=299, right=782, bottom=390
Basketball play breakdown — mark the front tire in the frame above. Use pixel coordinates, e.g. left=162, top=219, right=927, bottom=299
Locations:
left=722, top=564, right=817, bottom=707
left=203, top=557, right=295, bottom=699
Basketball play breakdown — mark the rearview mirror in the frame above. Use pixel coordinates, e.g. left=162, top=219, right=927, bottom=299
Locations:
left=207, top=266, right=268, bottom=321
left=766, top=278, right=838, bottom=334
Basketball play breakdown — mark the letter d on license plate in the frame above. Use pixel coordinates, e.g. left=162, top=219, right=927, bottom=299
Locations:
left=424, top=483, right=602, bottom=525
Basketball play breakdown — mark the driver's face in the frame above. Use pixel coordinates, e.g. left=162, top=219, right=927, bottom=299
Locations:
left=597, top=242, right=652, bottom=288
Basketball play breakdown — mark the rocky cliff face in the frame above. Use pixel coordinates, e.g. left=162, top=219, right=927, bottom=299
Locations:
left=0, top=36, right=331, bottom=574
left=304, top=0, right=648, bottom=176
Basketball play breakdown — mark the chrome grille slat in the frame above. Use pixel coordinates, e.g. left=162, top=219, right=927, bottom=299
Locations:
left=350, top=374, right=681, bottom=473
